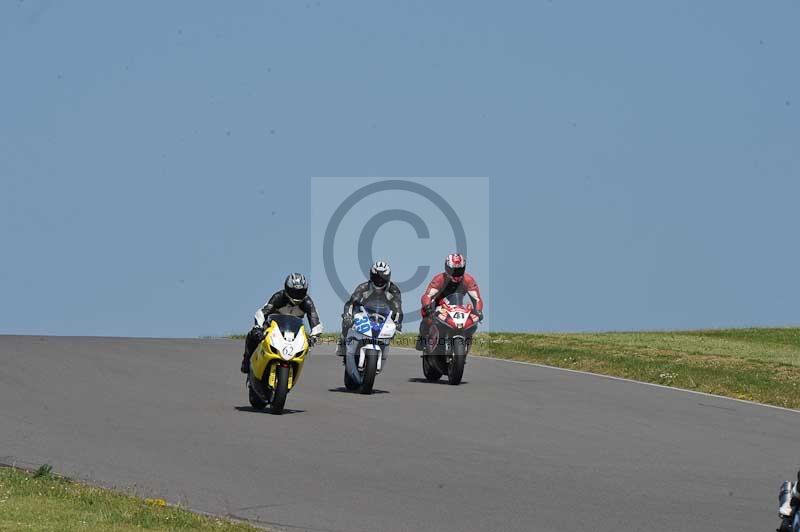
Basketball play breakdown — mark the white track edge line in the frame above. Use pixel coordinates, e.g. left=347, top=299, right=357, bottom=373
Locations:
left=391, top=346, right=800, bottom=415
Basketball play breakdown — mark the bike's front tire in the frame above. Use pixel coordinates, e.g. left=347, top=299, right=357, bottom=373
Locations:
left=360, top=351, right=379, bottom=395
left=447, top=338, right=466, bottom=385
left=270, top=365, right=289, bottom=414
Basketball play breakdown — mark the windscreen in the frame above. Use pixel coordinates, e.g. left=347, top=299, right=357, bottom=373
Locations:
left=444, top=292, right=468, bottom=306
left=360, top=296, right=393, bottom=322
left=267, top=314, right=304, bottom=334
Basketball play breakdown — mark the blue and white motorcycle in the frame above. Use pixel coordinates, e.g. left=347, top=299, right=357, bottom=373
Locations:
left=343, top=303, right=397, bottom=394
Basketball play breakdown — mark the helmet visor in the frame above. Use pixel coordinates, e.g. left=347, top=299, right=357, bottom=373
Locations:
left=370, top=272, right=388, bottom=288
left=447, top=266, right=465, bottom=279
left=286, top=286, right=307, bottom=301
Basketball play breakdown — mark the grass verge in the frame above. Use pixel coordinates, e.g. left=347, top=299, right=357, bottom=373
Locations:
left=0, top=465, right=260, bottom=532
left=470, top=328, right=800, bottom=409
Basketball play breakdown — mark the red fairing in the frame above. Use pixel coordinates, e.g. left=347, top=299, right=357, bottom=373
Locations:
left=435, top=300, right=478, bottom=332
left=420, top=272, right=483, bottom=315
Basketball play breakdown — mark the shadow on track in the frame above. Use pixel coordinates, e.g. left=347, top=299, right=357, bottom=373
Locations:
left=327, top=387, right=390, bottom=395
left=234, top=406, right=306, bottom=415
left=407, top=378, right=469, bottom=385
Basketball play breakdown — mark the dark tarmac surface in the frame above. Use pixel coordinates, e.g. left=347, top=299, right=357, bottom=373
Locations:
left=1, top=335, right=795, bottom=531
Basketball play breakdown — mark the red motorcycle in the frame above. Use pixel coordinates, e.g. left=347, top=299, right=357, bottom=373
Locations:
left=421, top=293, right=480, bottom=385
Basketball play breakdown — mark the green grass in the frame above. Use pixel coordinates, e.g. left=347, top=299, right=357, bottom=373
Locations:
left=0, top=466, right=261, bottom=532
left=469, top=328, right=800, bottom=409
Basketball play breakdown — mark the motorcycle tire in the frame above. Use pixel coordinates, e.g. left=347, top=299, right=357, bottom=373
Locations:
left=344, top=367, right=360, bottom=391
left=360, top=351, right=379, bottom=395
left=448, top=338, right=467, bottom=385
left=270, top=365, right=289, bottom=415
left=248, top=384, right=267, bottom=410
left=422, top=355, right=443, bottom=381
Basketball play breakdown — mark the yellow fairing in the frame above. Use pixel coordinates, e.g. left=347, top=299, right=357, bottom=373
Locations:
left=250, top=320, right=308, bottom=391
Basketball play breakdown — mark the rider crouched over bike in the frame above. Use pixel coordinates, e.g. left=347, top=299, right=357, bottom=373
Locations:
left=337, top=261, right=403, bottom=358
left=416, top=253, right=483, bottom=352
left=241, top=273, right=323, bottom=374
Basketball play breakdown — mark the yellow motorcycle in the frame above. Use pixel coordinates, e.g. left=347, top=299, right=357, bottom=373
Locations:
left=247, top=314, right=312, bottom=415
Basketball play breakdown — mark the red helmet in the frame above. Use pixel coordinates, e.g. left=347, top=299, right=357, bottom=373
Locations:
left=444, top=253, right=466, bottom=282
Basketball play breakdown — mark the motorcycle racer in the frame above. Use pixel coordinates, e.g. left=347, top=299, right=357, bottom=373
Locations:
left=416, top=253, right=483, bottom=351
left=240, top=273, right=323, bottom=374
left=337, top=260, right=403, bottom=357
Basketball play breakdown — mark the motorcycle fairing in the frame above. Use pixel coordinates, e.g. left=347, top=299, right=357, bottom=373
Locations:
left=251, top=315, right=308, bottom=391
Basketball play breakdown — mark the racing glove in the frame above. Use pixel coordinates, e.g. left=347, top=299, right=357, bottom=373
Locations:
left=341, top=313, right=354, bottom=330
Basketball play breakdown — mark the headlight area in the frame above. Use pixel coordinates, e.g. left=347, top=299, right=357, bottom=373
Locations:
left=266, top=330, right=306, bottom=360
left=267, top=339, right=292, bottom=359
left=291, top=334, right=307, bottom=355
left=263, top=341, right=279, bottom=356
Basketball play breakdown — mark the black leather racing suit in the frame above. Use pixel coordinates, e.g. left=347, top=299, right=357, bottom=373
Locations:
left=242, top=290, right=322, bottom=371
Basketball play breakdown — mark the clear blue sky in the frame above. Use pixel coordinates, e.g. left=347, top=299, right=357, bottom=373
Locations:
left=1, top=0, right=798, bottom=337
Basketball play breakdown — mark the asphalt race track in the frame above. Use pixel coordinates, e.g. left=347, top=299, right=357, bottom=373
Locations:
left=1, top=335, right=797, bottom=532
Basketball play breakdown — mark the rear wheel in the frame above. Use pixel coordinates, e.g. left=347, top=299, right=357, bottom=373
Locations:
left=447, top=338, right=466, bottom=385
left=344, top=367, right=360, bottom=391
left=248, top=383, right=267, bottom=410
left=270, top=365, right=289, bottom=414
left=422, top=355, right=442, bottom=381
left=360, top=351, right=379, bottom=394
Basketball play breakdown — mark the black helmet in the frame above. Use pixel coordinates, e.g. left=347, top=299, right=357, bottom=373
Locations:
left=369, top=260, right=391, bottom=290
left=284, top=273, right=308, bottom=302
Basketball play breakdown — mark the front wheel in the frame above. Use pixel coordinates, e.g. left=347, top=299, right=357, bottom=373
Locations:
left=360, top=351, right=379, bottom=395
left=270, top=365, right=289, bottom=414
left=447, top=338, right=467, bottom=385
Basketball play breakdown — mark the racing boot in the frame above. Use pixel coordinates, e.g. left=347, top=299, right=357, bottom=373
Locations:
left=416, top=318, right=430, bottom=351
left=336, top=336, right=346, bottom=357
left=780, top=480, right=795, bottom=520
left=242, top=326, right=263, bottom=374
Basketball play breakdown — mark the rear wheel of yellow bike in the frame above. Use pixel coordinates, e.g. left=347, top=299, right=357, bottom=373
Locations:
left=248, top=383, right=267, bottom=410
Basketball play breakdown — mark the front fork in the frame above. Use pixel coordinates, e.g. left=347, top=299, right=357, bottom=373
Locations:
left=269, top=361, right=294, bottom=389
left=357, top=345, right=384, bottom=373
left=447, top=335, right=470, bottom=356
left=428, top=328, right=471, bottom=357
